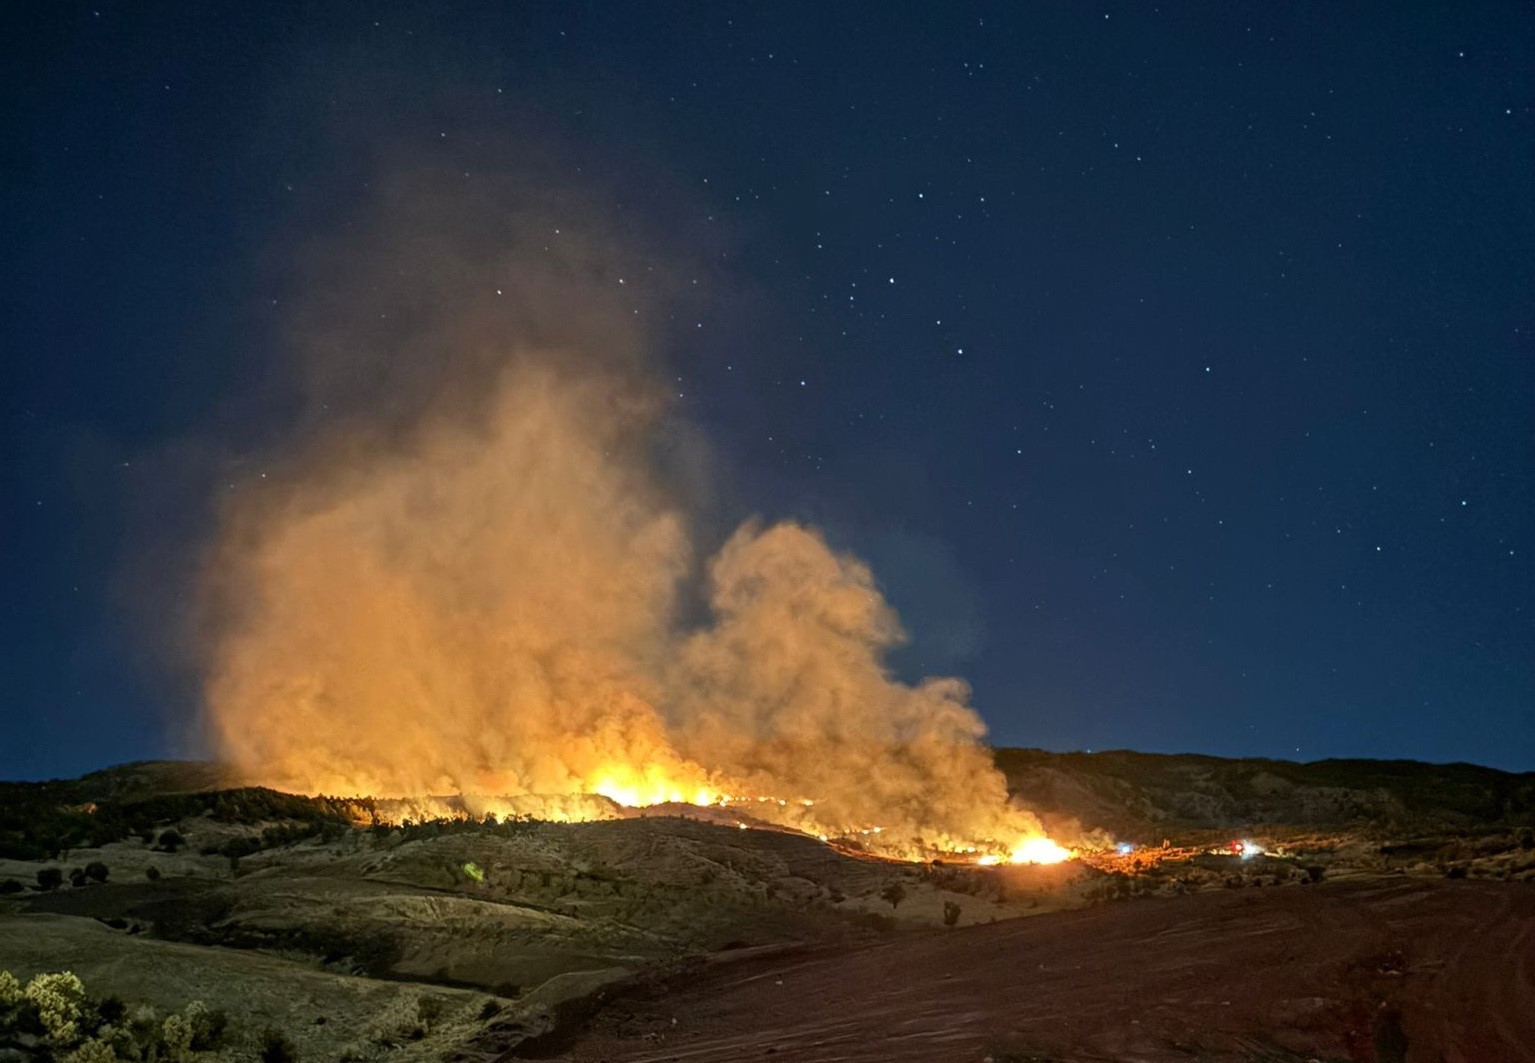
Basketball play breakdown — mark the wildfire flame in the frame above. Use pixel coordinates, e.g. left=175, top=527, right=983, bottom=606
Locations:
left=589, top=767, right=720, bottom=810
left=346, top=757, right=1071, bottom=865
left=196, top=167, right=1076, bottom=872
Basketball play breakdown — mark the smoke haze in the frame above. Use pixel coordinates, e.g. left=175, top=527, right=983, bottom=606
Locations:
left=199, top=163, right=1046, bottom=857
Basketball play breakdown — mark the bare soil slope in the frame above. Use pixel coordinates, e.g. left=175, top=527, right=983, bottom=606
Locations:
left=561, top=878, right=1535, bottom=1063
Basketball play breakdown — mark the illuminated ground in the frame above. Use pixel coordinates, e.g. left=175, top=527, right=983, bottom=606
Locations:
left=558, top=877, right=1535, bottom=1063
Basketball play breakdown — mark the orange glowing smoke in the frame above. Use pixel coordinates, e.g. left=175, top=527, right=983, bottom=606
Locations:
left=194, top=164, right=1068, bottom=865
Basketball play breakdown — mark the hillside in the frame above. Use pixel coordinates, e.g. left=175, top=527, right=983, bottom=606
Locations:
left=2, top=751, right=1532, bottom=1060
left=994, top=748, right=1535, bottom=839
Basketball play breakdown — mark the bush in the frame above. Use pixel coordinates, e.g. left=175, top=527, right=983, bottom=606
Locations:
left=1, top=970, right=230, bottom=1062
left=161, top=1010, right=195, bottom=1060
left=37, top=867, right=64, bottom=891
left=184, top=1001, right=228, bottom=1051
left=157, top=829, right=184, bottom=853
left=63, top=1037, right=117, bottom=1063
left=0, top=879, right=22, bottom=894
left=258, top=1028, right=297, bottom=1063
left=90, top=996, right=126, bottom=1028
left=84, top=862, right=109, bottom=884
left=942, top=900, right=962, bottom=927
left=69, top=868, right=87, bottom=888
left=415, top=995, right=446, bottom=1031
left=145, top=866, right=161, bottom=882
left=24, top=971, right=86, bottom=1043
left=0, top=970, right=19, bottom=1006
left=879, top=882, right=906, bottom=910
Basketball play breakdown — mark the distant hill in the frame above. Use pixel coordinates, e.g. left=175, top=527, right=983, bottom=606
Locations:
left=3, top=750, right=1531, bottom=858
left=994, top=747, right=1535, bottom=839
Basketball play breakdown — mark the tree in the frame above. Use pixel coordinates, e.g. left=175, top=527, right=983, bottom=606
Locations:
left=157, top=828, right=184, bottom=852
left=258, top=1029, right=297, bottom=1063
left=36, top=867, right=63, bottom=891
left=84, top=861, right=109, bottom=884
left=879, top=882, right=906, bottom=910
left=942, top=900, right=962, bottom=927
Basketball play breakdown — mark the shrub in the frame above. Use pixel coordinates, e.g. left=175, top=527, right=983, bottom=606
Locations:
left=415, top=995, right=446, bottom=1031
left=1, top=970, right=232, bottom=1063
left=37, top=867, right=64, bottom=891
left=222, top=837, right=261, bottom=862
left=879, top=882, right=906, bottom=910
left=942, top=900, right=962, bottom=927
left=69, top=868, right=87, bottom=888
left=157, top=829, right=184, bottom=853
left=0, top=879, right=22, bottom=894
left=62, top=1037, right=117, bottom=1063
left=90, top=996, right=126, bottom=1028
left=161, top=1011, right=195, bottom=1061
left=258, top=1028, right=297, bottom=1063
left=145, top=866, right=161, bottom=882
left=84, top=862, right=109, bottom=884
left=184, top=1001, right=228, bottom=1051
left=24, top=971, right=87, bottom=1044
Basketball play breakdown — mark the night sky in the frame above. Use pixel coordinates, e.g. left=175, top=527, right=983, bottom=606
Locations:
left=5, top=3, right=1532, bottom=780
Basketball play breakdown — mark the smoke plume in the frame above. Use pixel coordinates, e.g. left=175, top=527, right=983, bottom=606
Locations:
left=198, top=163, right=1046, bottom=858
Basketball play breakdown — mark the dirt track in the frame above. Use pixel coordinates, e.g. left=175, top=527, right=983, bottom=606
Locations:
left=557, top=878, right=1535, bottom=1062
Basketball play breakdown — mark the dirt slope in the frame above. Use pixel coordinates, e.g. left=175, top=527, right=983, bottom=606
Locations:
left=559, top=878, right=1535, bottom=1063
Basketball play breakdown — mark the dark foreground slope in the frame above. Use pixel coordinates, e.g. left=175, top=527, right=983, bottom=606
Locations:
left=562, top=877, right=1535, bottom=1063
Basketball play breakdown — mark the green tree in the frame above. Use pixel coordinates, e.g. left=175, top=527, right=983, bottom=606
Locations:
left=157, top=829, right=185, bottom=852
left=258, top=1028, right=297, bottom=1063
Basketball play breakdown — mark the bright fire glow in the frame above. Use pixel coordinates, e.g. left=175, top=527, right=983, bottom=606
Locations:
left=973, top=836, right=1073, bottom=866
left=591, top=770, right=719, bottom=809
left=356, top=767, right=1076, bottom=867
left=1009, top=837, right=1073, bottom=864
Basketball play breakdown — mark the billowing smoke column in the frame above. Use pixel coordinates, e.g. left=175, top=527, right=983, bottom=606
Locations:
left=198, top=165, right=1050, bottom=861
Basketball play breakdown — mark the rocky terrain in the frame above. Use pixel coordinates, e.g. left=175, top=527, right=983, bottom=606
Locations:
left=1, top=750, right=1532, bottom=1061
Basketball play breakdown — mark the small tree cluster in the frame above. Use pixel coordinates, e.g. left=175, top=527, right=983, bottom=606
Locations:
left=0, top=969, right=229, bottom=1062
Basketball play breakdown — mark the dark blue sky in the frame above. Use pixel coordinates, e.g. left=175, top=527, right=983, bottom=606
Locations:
left=4, top=2, right=1532, bottom=779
